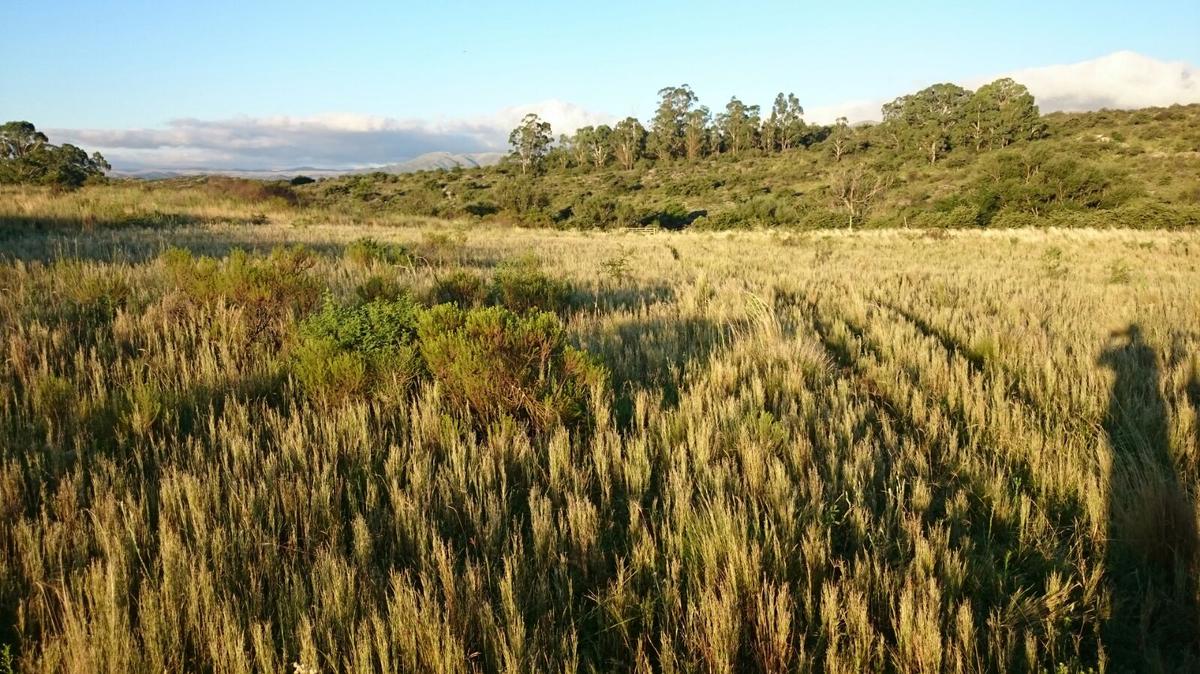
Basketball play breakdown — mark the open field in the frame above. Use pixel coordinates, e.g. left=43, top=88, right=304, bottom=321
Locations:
left=1, top=216, right=1198, bottom=672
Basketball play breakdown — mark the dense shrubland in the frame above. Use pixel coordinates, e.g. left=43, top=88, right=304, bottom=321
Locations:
left=290, top=102, right=1200, bottom=232
left=0, top=224, right=1197, bottom=672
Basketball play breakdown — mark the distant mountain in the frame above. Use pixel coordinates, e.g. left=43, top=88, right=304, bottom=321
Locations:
left=363, top=151, right=506, bottom=173
left=111, top=151, right=506, bottom=180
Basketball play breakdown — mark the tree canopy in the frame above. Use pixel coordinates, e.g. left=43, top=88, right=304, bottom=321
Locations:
left=508, top=114, right=553, bottom=175
left=0, top=121, right=110, bottom=188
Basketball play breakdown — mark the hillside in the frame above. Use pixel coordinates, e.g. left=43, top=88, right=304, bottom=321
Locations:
left=299, top=104, right=1200, bottom=230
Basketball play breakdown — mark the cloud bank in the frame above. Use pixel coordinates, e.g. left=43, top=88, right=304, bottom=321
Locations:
left=50, top=51, right=1199, bottom=172
left=806, top=50, right=1199, bottom=124
left=52, top=101, right=614, bottom=172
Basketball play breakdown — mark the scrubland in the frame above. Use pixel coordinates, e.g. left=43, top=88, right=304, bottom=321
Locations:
left=0, top=203, right=1198, bottom=672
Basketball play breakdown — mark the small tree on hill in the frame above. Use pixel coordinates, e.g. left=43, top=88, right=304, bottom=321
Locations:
left=828, top=164, right=891, bottom=229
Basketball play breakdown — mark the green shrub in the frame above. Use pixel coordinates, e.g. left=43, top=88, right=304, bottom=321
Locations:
left=418, top=304, right=604, bottom=432
left=161, top=245, right=321, bottom=342
left=294, top=295, right=423, bottom=401
left=354, top=275, right=407, bottom=303
left=491, top=257, right=573, bottom=314
left=344, top=237, right=411, bottom=266
left=430, top=270, right=488, bottom=307
left=646, top=202, right=691, bottom=229
left=496, top=177, right=551, bottom=219
left=572, top=195, right=640, bottom=229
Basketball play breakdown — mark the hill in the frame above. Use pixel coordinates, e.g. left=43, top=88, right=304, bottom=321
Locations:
left=299, top=103, right=1200, bottom=230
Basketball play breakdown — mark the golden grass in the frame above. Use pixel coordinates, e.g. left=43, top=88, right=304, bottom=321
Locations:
left=0, top=191, right=1197, bottom=672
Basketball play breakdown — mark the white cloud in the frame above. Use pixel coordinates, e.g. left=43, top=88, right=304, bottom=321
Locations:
left=49, top=100, right=613, bottom=172
left=805, top=51, right=1200, bottom=125
left=47, top=52, right=1199, bottom=171
left=987, top=50, right=1199, bottom=113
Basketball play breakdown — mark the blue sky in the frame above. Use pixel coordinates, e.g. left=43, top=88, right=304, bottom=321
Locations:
left=3, top=0, right=1198, bottom=170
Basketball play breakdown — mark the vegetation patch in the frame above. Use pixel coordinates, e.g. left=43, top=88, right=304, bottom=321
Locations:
left=418, top=304, right=604, bottom=432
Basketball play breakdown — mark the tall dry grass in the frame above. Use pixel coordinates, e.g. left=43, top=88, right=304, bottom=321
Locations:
left=0, top=194, right=1197, bottom=672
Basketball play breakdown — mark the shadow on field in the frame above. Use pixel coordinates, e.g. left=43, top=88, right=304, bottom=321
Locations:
left=584, top=315, right=741, bottom=430
left=1099, top=324, right=1200, bottom=671
left=0, top=227, right=347, bottom=264
left=574, top=282, right=676, bottom=314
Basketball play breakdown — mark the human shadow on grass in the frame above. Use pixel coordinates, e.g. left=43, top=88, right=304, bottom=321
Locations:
left=1099, top=324, right=1199, bottom=672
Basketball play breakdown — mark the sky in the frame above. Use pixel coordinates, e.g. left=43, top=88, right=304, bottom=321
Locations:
left=2, top=0, right=1198, bottom=171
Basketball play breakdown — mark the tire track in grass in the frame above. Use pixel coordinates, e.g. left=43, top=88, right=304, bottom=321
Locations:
left=868, top=294, right=1092, bottom=440
left=799, top=290, right=1102, bottom=669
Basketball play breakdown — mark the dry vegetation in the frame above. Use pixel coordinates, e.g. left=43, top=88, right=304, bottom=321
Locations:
left=0, top=197, right=1198, bottom=671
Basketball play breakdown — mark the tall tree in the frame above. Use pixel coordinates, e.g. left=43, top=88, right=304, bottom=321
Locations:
left=649, top=84, right=697, bottom=161
left=778, top=93, right=805, bottom=150
left=586, top=124, right=612, bottom=168
left=567, top=128, right=591, bottom=166
left=508, top=113, right=553, bottom=175
left=965, top=78, right=1044, bottom=150
left=683, top=107, right=711, bottom=161
left=612, top=117, right=646, bottom=170
left=716, top=97, right=760, bottom=156
left=0, top=121, right=49, bottom=159
left=884, top=84, right=971, bottom=163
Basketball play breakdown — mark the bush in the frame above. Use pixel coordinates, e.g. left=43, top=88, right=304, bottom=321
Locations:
left=496, top=177, right=551, bottom=219
left=646, top=202, right=692, bottom=229
left=491, top=257, right=573, bottom=314
left=572, top=195, right=641, bottom=229
left=354, top=276, right=407, bottom=303
left=202, top=176, right=298, bottom=206
left=418, top=305, right=604, bottom=432
left=293, top=294, right=605, bottom=432
left=161, top=245, right=321, bottom=343
left=430, top=270, right=488, bottom=307
left=294, top=295, right=424, bottom=401
left=344, top=237, right=411, bottom=266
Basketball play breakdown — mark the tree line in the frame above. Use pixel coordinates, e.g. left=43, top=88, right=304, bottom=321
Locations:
left=509, top=78, right=1044, bottom=172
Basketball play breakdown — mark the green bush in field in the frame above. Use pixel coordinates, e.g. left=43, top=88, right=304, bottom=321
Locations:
left=430, top=269, right=489, bottom=307
left=418, top=304, right=604, bottom=432
left=491, top=256, right=573, bottom=314
left=161, top=245, right=321, bottom=342
left=571, top=194, right=641, bottom=229
left=294, top=294, right=424, bottom=401
left=293, top=292, right=601, bottom=432
left=354, top=275, right=406, bottom=303
left=344, top=237, right=411, bottom=266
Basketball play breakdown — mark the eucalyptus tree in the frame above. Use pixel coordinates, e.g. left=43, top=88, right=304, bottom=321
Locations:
left=582, top=124, right=613, bottom=168
left=508, top=113, right=553, bottom=175
left=683, top=107, right=711, bottom=161
left=0, top=121, right=48, bottom=159
left=716, top=97, right=760, bottom=156
left=829, top=116, right=853, bottom=161
left=775, top=93, right=806, bottom=150
left=612, top=117, right=647, bottom=170
left=0, top=121, right=109, bottom=188
left=649, top=84, right=697, bottom=160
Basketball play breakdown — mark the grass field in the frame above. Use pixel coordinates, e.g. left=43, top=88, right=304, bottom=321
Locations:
left=1, top=210, right=1198, bottom=671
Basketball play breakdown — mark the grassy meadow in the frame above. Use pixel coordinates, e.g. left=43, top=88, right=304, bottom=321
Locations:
left=0, top=187, right=1198, bottom=672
